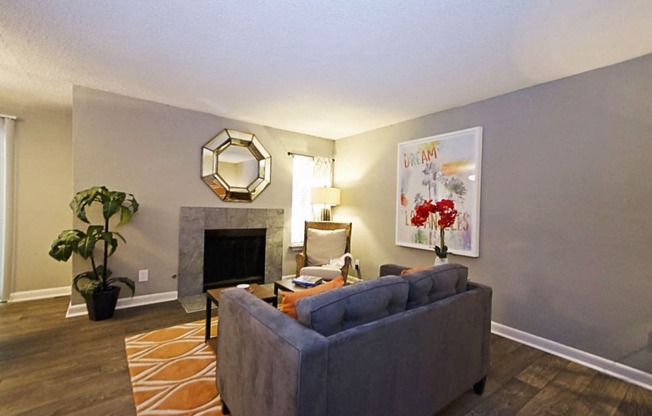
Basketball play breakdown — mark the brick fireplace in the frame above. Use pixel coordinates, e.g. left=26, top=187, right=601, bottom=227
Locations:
left=177, top=207, right=284, bottom=297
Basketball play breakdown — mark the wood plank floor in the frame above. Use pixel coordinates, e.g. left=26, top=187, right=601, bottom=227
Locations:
left=1, top=296, right=650, bottom=415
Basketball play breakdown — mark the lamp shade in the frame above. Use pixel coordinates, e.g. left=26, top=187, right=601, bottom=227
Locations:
left=311, top=187, right=341, bottom=206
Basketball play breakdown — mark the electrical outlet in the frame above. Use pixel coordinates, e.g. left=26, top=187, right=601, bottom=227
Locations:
left=355, top=259, right=360, bottom=268
left=138, top=269, right=148, bottom=282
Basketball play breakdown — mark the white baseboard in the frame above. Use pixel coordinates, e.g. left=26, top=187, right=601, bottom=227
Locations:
left=9, top=286, right=72, bottom=302
left=491, top=322, right=652, bottom=391
left=65, top=291, right=179, bottom=318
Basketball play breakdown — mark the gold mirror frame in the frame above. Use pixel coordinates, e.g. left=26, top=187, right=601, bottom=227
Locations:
left=201, top=129, right=271, bottom=202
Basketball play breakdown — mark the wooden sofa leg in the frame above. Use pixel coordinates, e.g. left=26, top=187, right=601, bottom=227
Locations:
left=473, top=376, right=487, bottom=395
left=221, top=400, right=231, bottom=414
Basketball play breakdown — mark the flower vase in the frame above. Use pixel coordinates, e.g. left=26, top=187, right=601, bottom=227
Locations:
left=434, top=256, right=448, bottom=266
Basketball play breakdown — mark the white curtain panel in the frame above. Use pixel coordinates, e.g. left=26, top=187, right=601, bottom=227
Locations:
left=290, top=155, right=315, bottom=244
left=312, top=156, right=333, bottom=187
left=311, top=157, right=334, bottom=221
left=0, top=117, right=16, bottom=301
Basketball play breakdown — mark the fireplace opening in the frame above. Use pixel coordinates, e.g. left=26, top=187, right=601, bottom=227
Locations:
left=203, top=228, right=266, bottom=290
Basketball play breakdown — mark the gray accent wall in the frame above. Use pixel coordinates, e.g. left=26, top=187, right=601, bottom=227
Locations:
left=334, top=54, right=652, bottom=374
left=72, top=87, right=333, bottom=304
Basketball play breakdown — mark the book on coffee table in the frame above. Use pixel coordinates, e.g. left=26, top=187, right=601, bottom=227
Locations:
left=291, top=275, right=323, bottom=288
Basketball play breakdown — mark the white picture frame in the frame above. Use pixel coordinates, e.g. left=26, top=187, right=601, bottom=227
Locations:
left=396, top=127, right=483, bottom=257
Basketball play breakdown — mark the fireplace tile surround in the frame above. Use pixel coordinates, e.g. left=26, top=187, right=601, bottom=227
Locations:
left=178, top=207, right=284, bottom=297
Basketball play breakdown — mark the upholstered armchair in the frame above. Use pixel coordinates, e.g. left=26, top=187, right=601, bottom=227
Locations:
left=295, top=221, right=352, bottom=282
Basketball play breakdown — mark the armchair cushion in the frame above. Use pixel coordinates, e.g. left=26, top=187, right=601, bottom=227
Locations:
left=299, top=266, right=342, bottom=280
left=306, top=228, right=347, bottom=266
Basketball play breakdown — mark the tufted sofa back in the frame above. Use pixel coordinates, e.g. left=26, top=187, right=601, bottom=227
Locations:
left=295, top=264, right=469, bottom=336
left=296, top=276, right=408, bottom=336
left=400, top=263, right=468, bottom=309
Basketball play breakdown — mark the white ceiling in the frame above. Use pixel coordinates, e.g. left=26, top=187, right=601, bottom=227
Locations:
left=1, top=1, right=652, bottom=139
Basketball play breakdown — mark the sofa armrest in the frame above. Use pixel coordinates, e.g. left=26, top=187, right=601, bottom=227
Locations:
left=467, top=282, right=493, bottom=377
left=217, top=289, right=329, bottom=416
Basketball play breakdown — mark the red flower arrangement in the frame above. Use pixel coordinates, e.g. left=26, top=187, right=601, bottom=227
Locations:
left=411, top=199, right=459, bottom=261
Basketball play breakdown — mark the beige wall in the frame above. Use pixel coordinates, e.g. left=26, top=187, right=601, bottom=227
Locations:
left=0, top=97, right=73, bottom=294
left=72, top=87, right=333, bottom=303
left=334, top=54, right=652, bottom=374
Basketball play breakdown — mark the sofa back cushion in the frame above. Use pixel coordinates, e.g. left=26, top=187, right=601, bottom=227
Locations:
left=296, top=276, right=408, bottom=336
left=400, top=264, right=468, bottom=309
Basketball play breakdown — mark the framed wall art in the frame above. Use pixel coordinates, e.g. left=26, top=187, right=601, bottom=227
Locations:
left=396, top=127, right=482, bottom=257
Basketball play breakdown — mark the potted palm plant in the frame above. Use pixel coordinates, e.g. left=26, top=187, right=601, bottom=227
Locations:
left=49, top=186, right=139, bottom=321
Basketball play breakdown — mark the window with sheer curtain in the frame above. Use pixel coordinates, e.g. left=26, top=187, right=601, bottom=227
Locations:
left=1, top=116, right=16, bottom=301
left=290, top=155, right=333, bottom=245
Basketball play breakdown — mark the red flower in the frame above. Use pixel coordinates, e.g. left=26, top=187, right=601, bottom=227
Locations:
left=434, top=199, right=458, bottom=229
left=410, top=198, right=459, bottom=259
left=410, top=200, right=435, bottom=226
left=410, top=199, right=458, bottom=228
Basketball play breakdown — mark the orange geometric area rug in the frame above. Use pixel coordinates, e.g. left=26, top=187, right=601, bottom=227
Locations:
left=125, top=319, right=225, bottom=416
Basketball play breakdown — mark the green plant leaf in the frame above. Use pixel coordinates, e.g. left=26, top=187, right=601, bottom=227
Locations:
left=80, top=280, right=102, bottom=299
left=119, top=206, right=133, bottom=226
left=107, top=276, right=136, bottom=297
left=103, top=191, right=126, bottom=221
left=94, top=264, right=113, bottom=280
left=73, top=270, right=101, bottom=298
left=112, top=231, right=126, bottom=244
left=101, top=232, right=119, bottom=257
left=118, top=194, right=139, bottom=226
left=70, top=186, right=103, bottom=223
left=49, top=230, right=84, bottom=261
left=76, top=226, right=104, bottom=259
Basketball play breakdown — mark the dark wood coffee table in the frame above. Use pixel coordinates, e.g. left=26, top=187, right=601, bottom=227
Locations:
left=205, top=284, right=276, bottom=342
left=273, top=277, right=315, bottom=296
left=274, top=275, right=361, bottom=296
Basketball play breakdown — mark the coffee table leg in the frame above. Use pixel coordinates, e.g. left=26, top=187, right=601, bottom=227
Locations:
left=205, top=295, right=211, bottom=343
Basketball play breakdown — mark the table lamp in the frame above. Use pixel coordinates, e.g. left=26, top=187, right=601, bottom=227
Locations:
left=311, top=187, right=341, bottom=221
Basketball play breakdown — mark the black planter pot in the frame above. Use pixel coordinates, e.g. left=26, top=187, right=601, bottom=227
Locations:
left=86, top=286, right=121, bottom=321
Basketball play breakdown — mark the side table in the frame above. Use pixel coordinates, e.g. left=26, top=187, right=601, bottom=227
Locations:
left=205, top=284, right=276, bottom=342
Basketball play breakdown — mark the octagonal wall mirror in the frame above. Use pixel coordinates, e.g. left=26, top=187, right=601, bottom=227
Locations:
left=201, top=129, right=271, bottom=202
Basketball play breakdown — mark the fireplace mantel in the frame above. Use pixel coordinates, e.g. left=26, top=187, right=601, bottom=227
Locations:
left=178, top=207, right=284, bottom=297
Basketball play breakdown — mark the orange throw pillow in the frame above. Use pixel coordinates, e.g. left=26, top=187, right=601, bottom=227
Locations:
left=400, top=266, right=431, bottom=275
left=280, top=276, right=345, bottom=319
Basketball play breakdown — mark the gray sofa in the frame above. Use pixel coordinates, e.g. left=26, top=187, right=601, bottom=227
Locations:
left=216, top=263, right=492, bottom=416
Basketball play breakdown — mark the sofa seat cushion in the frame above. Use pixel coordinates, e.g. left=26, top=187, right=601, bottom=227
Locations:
left=400, top=264, right=468, bottom=309
left=296, top=276, right=408, bottom=336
